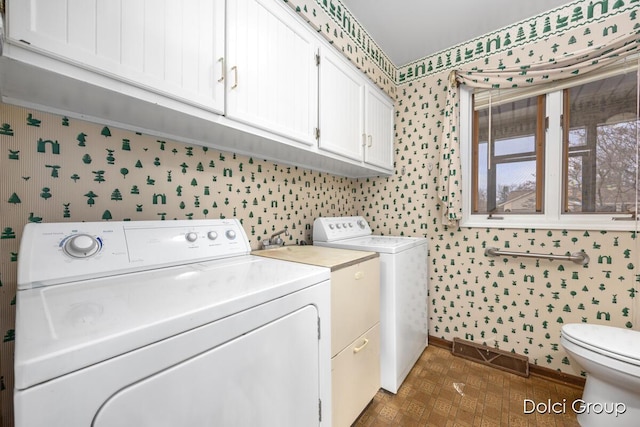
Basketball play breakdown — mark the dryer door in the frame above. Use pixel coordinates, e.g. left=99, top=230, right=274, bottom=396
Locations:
left=93, top=305, right=321, bottom=427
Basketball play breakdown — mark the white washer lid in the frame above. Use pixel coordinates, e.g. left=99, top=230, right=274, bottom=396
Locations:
left=14, top=255, right=329, bottom=390
left=315, top=235, right=427, bottom=254
left=561, top=323, right=640, bottom=365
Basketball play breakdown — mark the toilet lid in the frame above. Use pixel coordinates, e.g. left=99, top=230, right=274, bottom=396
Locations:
left=562, top=323, right=640, bottom=365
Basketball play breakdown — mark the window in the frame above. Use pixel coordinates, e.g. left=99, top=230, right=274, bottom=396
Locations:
left=460, top=62, right=639, bottom=230
left=563, top=73, right=638, bottom=214
left=473, top=96, right=545, bottom=215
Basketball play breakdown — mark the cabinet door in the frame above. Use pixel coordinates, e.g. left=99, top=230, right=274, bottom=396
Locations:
left=226, top=0, right=318, bottom=146
left=364, top=85, right=395, bottom=169
left=7, top=0, right=225, bottom=114
left=318, top=46, right=365, bottom=161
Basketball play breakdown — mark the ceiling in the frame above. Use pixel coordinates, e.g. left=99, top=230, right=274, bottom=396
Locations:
left=340, top=0, right=573, bottom=66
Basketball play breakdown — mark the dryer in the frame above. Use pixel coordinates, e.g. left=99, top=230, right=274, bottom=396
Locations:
left=313, top=216, right=428, bottom=394
left=15, top=219, right=331, bottom=426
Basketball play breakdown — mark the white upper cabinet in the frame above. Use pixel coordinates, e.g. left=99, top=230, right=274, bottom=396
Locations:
left=318, top=46, right=365, bottom=161
left=318, top=46, right=394, bottom=171
left=364, top=85, right=394, bottom=169
left=226, top=0, right=319, bottom=146
left=2, top=0, right=393, bottom=177
left=7, top=0, right=225, bottom=113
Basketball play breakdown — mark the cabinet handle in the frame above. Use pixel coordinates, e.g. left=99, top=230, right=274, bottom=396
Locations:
left=362, top=133, right=367, bottom=147
left=354, top=271, right=364, bottom=280
left=231, top=66, right=238, bottom=89
left=217, top=57, right=225, bottom=82
left=353, top=338, right=369, bottom=354
left=367, top=135, right=373, bottom=147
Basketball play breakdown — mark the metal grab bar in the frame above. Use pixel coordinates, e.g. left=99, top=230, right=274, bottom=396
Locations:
left=484, top=247, right=590, bottom=265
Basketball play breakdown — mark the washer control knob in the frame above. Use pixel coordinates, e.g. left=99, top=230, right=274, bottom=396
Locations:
left=185, top=232, right=198, bottom=243
left=226, top=230, right=237, bottom=240
left=207, top=231, right=218, bottom=241
left=329, top=224, right=335, bottom=230
left=64, top=234, right=100, bottom=258
left=336, top=223, right=342, bottom=229
left=357, top=219, right=366, bottom=229
left=348, top=223, right=353, bottom=228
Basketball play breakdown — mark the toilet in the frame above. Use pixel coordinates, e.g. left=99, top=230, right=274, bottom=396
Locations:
left=561, top=323, right=640, bottom=427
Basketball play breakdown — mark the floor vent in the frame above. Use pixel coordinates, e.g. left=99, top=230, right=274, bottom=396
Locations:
left=452, top=338, right=530, bottom=377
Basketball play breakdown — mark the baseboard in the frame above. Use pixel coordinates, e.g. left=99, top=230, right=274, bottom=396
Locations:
left=529, top=363, right=585, bottom=388
left=428, top=335, right=585, bottom=388
left=428, top=335, right=453, bottom=350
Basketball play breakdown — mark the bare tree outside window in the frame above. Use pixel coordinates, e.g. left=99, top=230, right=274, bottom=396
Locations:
left=564, top=72, right=638, bottom=214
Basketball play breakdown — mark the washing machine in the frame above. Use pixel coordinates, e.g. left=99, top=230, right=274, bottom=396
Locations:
left=313, top=216, right=428, bottom=394
left=15, top=219, right=331, bottom=426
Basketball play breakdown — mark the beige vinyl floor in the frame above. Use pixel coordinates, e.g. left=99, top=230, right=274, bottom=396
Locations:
left=354, top=345, right=583, bottom=427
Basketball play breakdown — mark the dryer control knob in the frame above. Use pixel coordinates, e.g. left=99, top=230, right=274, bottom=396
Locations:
left=226, top=230, right=237, bottom=240
left=64, top=234, right=100, bottom=258
left=207, top=231, right=218, bottom=240
left=185, top=232, right=198, bottom=243
left=357, top=219, right=366, bottom=229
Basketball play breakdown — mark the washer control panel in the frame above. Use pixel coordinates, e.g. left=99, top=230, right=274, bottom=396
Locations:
left=313, top=216, right=372, bottom=242
left=18, top=219, right=251, bottom=289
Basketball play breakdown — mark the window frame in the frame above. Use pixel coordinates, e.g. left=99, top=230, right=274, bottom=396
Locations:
left=459, top=62, right=639, bottom=231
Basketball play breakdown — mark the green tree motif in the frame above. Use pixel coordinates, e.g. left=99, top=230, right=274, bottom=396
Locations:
left=84, top=191, right=98, bottom=207
left=93, top=170, right=106, bottom=183
left=106, top=151, right=116, bottom=165
left=111, top=189, right=123, bottom=201
left=3, top=329, right=15, bottom=342
left=7, top=193, right=21, bottom=204
left=40, top=188, right=52, bottom=200
left=0, top=123, right=15, bottom=135
left=77, top=133, right=87, bottom=146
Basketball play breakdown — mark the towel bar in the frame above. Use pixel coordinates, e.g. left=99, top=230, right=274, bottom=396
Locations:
left=484, top=247, right=589, bottom=265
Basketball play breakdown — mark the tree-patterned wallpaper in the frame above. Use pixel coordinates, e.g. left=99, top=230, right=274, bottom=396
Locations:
left=286, top=0, right=640, bottom=373
left=1, top=0, right=639, bottom=425
left=0, top=105, right=358, bottom=424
